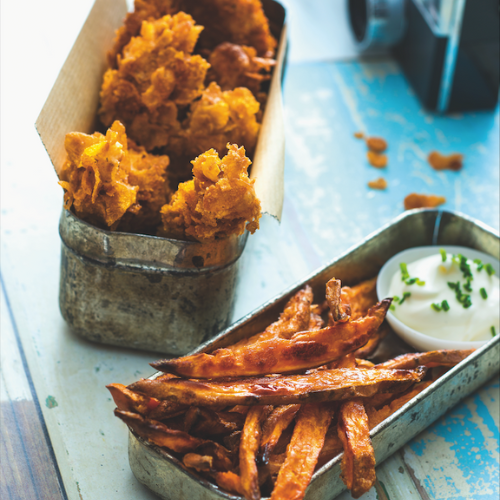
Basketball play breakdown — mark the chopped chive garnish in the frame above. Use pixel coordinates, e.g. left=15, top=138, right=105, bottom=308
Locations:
left=405, top=277, right=426, bottom=286
left=477, top=263, right=484, bottom=272
left=459, top=254, right=473, bottom=280
left=485, top=263, right=495, bottom=276
left=480, top=288, right=488, bottom=299
left=400, top=263, right=410, bottom=281
left=389, top=304, right=396, bottom=311
left=448, top=281, right=458, bottom=290
left=393, top=295, right=400, bottom=303
left=473, top=258, right=482, bottom=265
left=431, top=303, right=442, bottom=312
left=399, top=292, right=411, bottom=305
left=464, top=279, right=473, bottom=292
left=491, top=326, right=497, bottom=337
left=440, top=249, right=447, bottom=262
left=441, top=300, right=450, bottom=311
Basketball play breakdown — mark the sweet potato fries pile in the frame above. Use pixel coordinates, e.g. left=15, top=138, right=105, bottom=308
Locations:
left=108, top=277, right=474, bottom=499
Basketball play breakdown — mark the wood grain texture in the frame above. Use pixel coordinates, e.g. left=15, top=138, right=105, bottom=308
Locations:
left=1, top=401, right=66, bottom=500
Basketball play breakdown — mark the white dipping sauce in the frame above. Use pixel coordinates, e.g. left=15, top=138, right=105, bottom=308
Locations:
left=388, top=252, right=500, bottom=341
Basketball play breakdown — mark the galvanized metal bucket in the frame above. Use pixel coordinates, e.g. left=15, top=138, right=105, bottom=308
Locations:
left=59, top=209, right=248, bottom=355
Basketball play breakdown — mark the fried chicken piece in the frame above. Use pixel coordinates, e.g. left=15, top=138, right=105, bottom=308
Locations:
left=404, top=193, right=446, bottom=210
left=107, top=0, right=181, bottom=67
left=181, top=82, right=261, bottom=160
left=175, top=0, right=277, bottom=58
left=207, top=42, right=275, bottom=94
left=100, top=13, right=209, bottom=151
left=108, top=0, right=277, bottom=68
left=160, top=144, right=261, bottom=241
left=59, top=121, right=170, bottom=230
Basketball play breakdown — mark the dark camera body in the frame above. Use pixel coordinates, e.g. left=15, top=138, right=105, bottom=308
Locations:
left=349, top=0, right=499, bottom=113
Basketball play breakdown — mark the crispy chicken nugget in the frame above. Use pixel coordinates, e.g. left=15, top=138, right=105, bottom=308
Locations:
left=182, top=82, right=261, bottom=159
left=108, top=0, right=277, bottom=68
left=107, top=0, right=180, bottom=67
left=59, top=121, right=170, bottom=230
left=270, top=403, right=334, bottom=500
left=338, top=400, right=376, bottom=499
left=208, top=42, right=275, bottom=94
left=100, top=13, right=209, bottom=151
left=160, top=144, right=261, bottom=241
left=181, top=0, right=277, bottom=57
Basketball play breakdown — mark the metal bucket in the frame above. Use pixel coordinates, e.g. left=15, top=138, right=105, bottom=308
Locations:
left=59, top=209, right=248, bottom=355
left=126, top=209, right=500, bottom=499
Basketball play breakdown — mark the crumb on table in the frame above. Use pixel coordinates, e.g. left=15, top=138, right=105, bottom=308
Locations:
left=367, top=151, right=388, bottom=168
left=366, top=137, right=387, bottom=153
left=427, top=151, right=463, bottom=171
left=368, top=178, right=387, bottom=190
left=404, top=193, right=446, bottom=210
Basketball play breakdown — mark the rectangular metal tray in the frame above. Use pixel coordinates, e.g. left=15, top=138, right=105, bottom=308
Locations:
left=127, top=209, right=500, bottom=499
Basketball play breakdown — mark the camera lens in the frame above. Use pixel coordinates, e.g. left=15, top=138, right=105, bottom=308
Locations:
left=347, top=0, right=406, bottom=51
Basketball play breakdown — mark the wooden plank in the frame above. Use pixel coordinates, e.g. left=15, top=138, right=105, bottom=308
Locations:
left=0, top=288, right=66, bottom=500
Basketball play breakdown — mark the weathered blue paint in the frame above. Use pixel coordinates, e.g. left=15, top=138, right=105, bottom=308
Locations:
left=283, top=60, right=500, bottom=265
left=406, top=377, right=499, bottom=499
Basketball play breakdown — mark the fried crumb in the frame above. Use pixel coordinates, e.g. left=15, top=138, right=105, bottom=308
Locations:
left=366, top=137, right=387, bottom=153
left=354, top=131, right=364, bottom=139
left=428, top=151, right=463, bottom=171
left=367, top=151, right=388, bottom=168
left=404, top=193, right=446, bottom=210
left=368, top=178, right=387, bottom=190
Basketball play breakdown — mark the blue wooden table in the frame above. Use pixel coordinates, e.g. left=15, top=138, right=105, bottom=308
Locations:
left=1, top=1, right=498, bottom=499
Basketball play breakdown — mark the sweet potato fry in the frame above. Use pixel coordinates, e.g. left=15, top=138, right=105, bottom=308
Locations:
left=326, top=278, right=351, bottom=322
left=240, top=405, right=273, bottom=500
left=129, top=367, right=426, bottom=407
left=106, top=383, right=187, bottom=419
left=195, top=441, right=234, bottom=472
left=342, top=277, right=378, bottom=320
left=114, top=409, right=204, bottom=453
left=213, top=471, right=245, bottom=497
left=316, top=425, right=344, bottom=469
left=338, top=399, right=376, bottom=498
left=150, top=299, right=392, bottom=378
left=260, top=405, right=301, bottom=464
left=270, top=403, right=334, bottom=500
left=232, top=286, right=314, bottom=349
left=191, top=408, right=245, bottom=436
left=356, top=359, right=375, bottom=368
left=365, top=381, right=433, bottom=428
left=183, top=453, right=213, bottom=472
left=353, top=322, right=390, bottom=359
left=374, top=349, right=475, bottom=370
